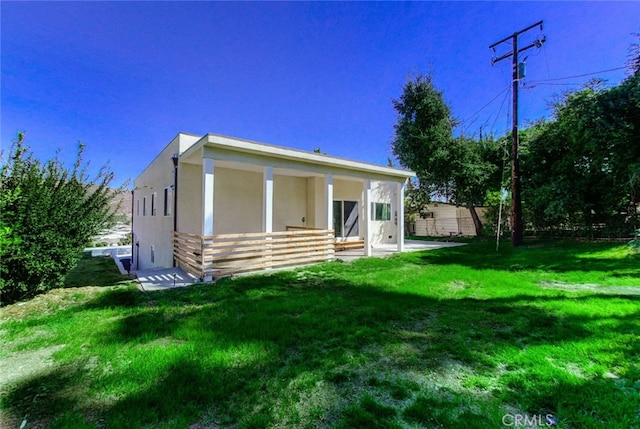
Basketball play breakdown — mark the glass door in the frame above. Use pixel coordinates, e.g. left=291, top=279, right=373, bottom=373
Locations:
left=333, top=200, right=359, bottom=238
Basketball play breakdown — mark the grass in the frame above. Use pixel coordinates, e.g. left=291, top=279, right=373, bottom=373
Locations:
left=1, top=240, right=639, bottom=428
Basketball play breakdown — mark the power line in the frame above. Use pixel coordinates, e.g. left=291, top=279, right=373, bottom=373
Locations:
left=460, top=85, right=511, bottom=133
left=490, top=86, right=512, bottom=137
left=463, top=66, right=626, bottom=134
left=523, top=82, right=586, bottom=88
left=528, top=66, right=626, bottom=84
left=542, top=43, right=551, bottom=81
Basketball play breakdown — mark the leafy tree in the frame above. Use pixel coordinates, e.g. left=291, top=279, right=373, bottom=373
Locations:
left=522, top=71, right=640, bottom=237
left=627, top=32, right=640, bottom=75
left=404, top=178, right=429, bottom=219
left=0, top=133, right=121, bottom=304
left=391, top=74, right=455, bottom=190
left=391, top=73, right=501, bottom=235
left=0, top=182, right=22, bottom=288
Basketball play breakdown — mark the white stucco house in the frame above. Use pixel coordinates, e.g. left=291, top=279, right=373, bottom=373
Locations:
left=132, top=132, right=414, bottom=280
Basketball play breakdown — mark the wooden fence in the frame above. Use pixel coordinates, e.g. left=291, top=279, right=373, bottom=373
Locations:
left=287, top=225, right=365, bottom=251
left=174, top=229, right=335, bottom=279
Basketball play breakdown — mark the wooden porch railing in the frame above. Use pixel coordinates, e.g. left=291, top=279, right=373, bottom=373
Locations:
left=286, top=226, right=365, bottom=252
left=174, top=229, right=335, bottom=279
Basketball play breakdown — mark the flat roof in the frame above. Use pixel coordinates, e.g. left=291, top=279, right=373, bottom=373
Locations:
left=180, top=132, right=415, bottom=179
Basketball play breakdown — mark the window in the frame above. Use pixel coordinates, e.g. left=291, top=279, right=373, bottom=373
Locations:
left=371, top=202, right=391, bottom=221
left=136, top=199, right=140, bottom=216
left=151, top=192, right=157, bottom=216
left=143, top=197, right=147, bottom=216
left=163, top=187, right=173, bottom=216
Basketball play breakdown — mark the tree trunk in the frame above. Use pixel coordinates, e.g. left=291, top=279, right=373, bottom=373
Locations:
left=468, top=205, right=483, bottom=236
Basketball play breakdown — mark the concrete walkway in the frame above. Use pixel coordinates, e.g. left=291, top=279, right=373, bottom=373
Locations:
left=133, top=240, right=464, bottom=290
left=335, top=240, right=466, bottom=261
left=134, top=268, right=199, bottom=291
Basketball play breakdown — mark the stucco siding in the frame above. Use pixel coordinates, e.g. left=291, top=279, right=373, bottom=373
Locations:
left=331, top=179, right=400, bottom=244
left=213, top=167, right=262, bottom=234
left=133, top=135, right=185, bottom=270
left=274, top=175, right=307, bottom=231
left=177, top=163, right=203, bottom=235
left=333, top=178, right=362, bottom=201
left=371, top=181, right=398, bottom=244
left=305, top=177, right=318, bottom=228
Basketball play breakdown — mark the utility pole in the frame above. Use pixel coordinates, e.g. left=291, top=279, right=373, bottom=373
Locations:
left=490, top=21, right=545, bottom=247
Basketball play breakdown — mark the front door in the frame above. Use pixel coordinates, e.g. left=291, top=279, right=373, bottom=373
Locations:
left=333, top=200, right=359, bottom=239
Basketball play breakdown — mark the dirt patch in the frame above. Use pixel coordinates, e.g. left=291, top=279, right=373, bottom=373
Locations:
left=0, top=344, right=66, bottom=390
left=0, top=344, right=66, bottom=429
left=539, top=281, right=640, bottom=296
left=1, top=286, right=113, bottom=320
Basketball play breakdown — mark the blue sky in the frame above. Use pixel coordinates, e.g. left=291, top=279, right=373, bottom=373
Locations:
left=2, top=1, right=638, bottom=187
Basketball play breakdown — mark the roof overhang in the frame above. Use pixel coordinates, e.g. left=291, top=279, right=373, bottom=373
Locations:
left=179, top=133, right=415, bottom=182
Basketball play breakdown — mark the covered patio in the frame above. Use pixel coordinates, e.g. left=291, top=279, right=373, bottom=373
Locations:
left=171, top=134, right=413, bottom=280
left=138, top=240, right=465, bottom=289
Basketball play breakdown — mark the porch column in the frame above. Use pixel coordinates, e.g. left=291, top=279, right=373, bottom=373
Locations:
left=397, top=181, right=406, bottom=252
left=363, top=179, right=372, bottom=256
left=263, top=166, right=274, bottom=233
left=325, top=173, right=333, bottom=231
left=202, top=158, right=215, bottom=236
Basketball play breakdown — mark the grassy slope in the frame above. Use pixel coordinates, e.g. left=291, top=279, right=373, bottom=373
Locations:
left=1, top=241, right=639, bottom=428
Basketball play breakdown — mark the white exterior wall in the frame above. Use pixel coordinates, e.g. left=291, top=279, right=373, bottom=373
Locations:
left=332, top=179, right=399, bottom=244
left=370, top=181, right=399, bottom=244
left=213, top=167, right=263, bottom=234
left=306, top=177, right=320, bottom=228
left=177, top=162, right=203, bottom=235
left=133, top=133, right=199, bottom=270
left=274, top=175, right=307, bottom=231
left=333, top=178, right=362, bottom=201
left=176, top=167, right=312, bottom=235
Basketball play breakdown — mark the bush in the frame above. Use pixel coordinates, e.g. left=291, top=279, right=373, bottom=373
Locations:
left=630, top=229, right=640, bottom=251
left=482, top=189, right=511, bottom=240
left=0, top=133, right=122, bottom=305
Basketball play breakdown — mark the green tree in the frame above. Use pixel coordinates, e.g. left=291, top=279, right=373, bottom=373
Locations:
left=522, top=71, right=640, bottom=237
left=0, top=133, right=121, bottom=304
left=391, top=74, right=500, bottom=235
left=627, top=32, right=640, bottom=75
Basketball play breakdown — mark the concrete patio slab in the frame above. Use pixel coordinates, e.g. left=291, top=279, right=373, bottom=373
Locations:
left=335, top=240, right=466, bottom=261
left=135, top=267, right=199, bottom=291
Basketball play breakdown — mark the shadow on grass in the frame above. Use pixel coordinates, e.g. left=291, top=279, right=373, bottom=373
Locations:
left=3, top=264, right=639, bottom=428
left=64, top=253, right=132, bottom=288
left=411, top=239, right=640, bottom=276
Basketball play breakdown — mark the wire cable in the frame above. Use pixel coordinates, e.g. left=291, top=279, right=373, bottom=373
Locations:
left=460, top=85, right=511, bottom=134
left=528, top=66, right=626, bottom=84
left=542, top=43, right=552, bottom=81
left=490, top=87, right=512, bottom=137
left=523, top=82, right=588, bottom=90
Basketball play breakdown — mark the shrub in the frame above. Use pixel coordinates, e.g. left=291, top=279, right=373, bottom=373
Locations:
left=630, top=229, right=640, bottom=251
left=0, top=133, right=122, bottom=304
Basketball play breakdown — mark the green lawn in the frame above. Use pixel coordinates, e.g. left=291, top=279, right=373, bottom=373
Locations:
left=1, top=241, right=639, bottom=428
